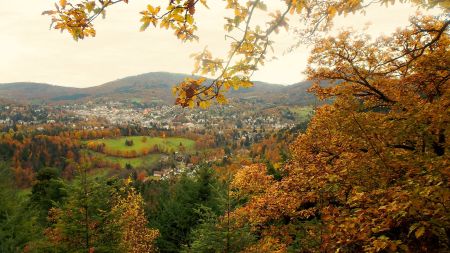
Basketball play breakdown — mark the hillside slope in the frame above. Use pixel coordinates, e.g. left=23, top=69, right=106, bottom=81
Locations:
left=0, top=72, right=319, bottom=106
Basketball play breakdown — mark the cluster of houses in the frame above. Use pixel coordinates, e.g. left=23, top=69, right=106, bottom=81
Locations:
left=1, top=100, right=298, bottom=134
left=67, top=102, right=296, bottom=132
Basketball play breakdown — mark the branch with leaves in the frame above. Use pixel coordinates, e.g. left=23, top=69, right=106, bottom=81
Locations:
left=43, top=0, right=450, bottom=107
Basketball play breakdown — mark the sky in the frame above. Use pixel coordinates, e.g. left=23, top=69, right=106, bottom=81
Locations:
left=0, top=1, right=436, bottom=87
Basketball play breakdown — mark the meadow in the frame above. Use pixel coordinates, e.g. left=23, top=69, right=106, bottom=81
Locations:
left=87, top=150, right=161, bottom=168
left=290, top=106, right=314, bottom=121
left=88, top=136, right=195, bottom=153
left=83, top=136, right=196, bottom=169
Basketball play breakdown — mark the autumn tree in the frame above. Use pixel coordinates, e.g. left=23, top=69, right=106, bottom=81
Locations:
left=230, top=15, right=450, bottom=252
left=111, top=181, right=159, bottom=253
left=46, top=169, right=159, bottom=253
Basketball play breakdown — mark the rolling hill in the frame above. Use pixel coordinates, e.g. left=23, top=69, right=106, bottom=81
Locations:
left=0, top=72, right=319, bottom=106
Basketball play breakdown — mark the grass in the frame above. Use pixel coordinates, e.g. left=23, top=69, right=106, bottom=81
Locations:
left=290, top=106, right=314, bottom=121
left=87, top=136, right=196, bottom=153
left=87, top=150, right=161, bottom=168
left=83, top=136, right=196, bottom=169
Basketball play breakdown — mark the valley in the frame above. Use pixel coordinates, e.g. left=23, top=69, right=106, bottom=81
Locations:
left=1, top=2, right=448, bottom=251
left=0, top=74, right=310, bottom=251
left=0, top=73, right=313, bottom=183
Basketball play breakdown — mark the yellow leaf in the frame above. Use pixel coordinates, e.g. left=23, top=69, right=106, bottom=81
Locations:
left=197, top=77, right=206, bottom=84
left=153, top=6, right=161, bottom=15
left=172, top=14, right=184, bottom=23
left=140, top=22, right=150, bottom=32
left=86, top=1, right=95, bottom=12
left=147, top=5, right=155, bottom=14
left=415, top=226, right=425, bottom=238
left=160, top=20, right=169, bottom=29
left=241, top=81, right=253, bottom=88
left=186, top=15, right=194, bottom=25
left=328, top=6, right=337, bottom=17
left=217, top=94, right=227, bottom=104
left=60, top=0, right=67, bottom=9
left=199, top=101, right=210, bottom=109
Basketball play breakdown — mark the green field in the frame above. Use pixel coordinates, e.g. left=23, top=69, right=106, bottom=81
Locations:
left=290, top=106, right=314, bottom=121
left=83, top=136, right=196, bottom=169
left=87, top=150, right=161, bottom=168
left=87, top=136, right=195, bottom=153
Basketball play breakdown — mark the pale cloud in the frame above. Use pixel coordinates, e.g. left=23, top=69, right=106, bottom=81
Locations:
left=0, top=1, right=436, bottom=87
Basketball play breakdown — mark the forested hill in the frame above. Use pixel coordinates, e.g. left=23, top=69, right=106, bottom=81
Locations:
left=0, top=72, right=319, bottom=106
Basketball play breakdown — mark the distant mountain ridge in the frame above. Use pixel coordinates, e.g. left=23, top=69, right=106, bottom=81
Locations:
left=0, top=72, right=318, bottom=106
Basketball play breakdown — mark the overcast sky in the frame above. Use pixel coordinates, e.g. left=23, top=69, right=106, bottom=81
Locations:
left=0, top=1, right=436, bottom=87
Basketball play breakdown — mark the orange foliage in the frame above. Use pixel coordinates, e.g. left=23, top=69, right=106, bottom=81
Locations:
left=231, top=15, right=450, bottom=252
left=112, top=186, right=159, bottom=252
